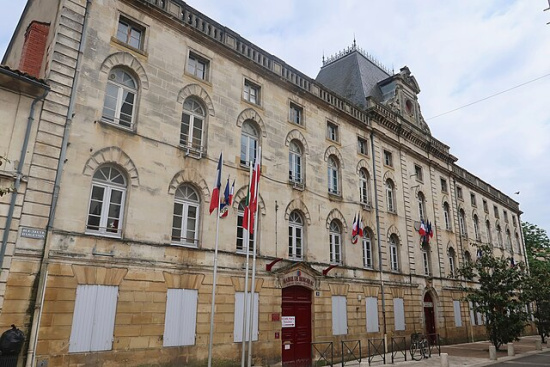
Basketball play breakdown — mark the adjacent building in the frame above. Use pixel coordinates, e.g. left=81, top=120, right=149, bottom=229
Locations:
left=0, top=0, right=528, bottom=366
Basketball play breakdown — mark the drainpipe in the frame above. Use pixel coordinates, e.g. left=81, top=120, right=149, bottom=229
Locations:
left=370, top=129, right=387, bottom=350
left=0, top=85, right=49, bottom=270
left=25, top=1, right=92, bottom=366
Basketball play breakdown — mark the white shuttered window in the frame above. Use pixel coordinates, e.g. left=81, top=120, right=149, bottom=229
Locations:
left=163, top=289, right=198, bottom=347
left=69, top=285, right=118, bottom=353
left=234, top=292, right=259, bottom=342
left=331, top=296, right=348, bottom=335
left=453, top=300, right=462, bottom=327
left=393, top=298, right=405, bottom=331
left=366, top=297, right=379, bottom=332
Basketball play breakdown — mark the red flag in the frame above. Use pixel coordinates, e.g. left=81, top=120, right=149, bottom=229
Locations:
left=358, top=212, right=364, bottom=237
left=351, top=213, right=358, bottom=244
left=209, top=153, right=223, bottom=214
left=243, top=150, right=261, bottom=233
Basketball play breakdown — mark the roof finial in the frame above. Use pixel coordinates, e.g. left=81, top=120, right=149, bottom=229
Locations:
left=322, top=50, right=325, bottom=65
left=353, top=34, right=356, bottom=49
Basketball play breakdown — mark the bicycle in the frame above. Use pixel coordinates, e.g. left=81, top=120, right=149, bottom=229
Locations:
left=410, top=333, right=430, bottom=361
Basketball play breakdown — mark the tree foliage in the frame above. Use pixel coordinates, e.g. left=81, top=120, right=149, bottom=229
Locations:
left=459, top=244, right=529, bottom=350
left=522, top=222, right=550, bottom=342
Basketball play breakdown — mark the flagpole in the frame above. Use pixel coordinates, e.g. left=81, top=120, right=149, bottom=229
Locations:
left=208, top=153, right=223, bottom=367
left=247, top=147, right=261, bottom=367
left=241, top=160, right=254, bottom=367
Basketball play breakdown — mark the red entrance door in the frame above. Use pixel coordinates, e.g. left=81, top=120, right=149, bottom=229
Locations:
left=424, top=293, right=436, bottom=341
left=282, top=286, right=312, bottom=367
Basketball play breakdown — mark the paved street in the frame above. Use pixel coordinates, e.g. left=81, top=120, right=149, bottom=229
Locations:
left=489, top=351, right=550, bottom=366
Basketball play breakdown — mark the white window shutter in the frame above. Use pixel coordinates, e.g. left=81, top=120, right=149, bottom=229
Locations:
left=366, top=297, right=379, bottom=332
left=90, top=286, right=118, bottom=351
left=469, top=301, right=475, bottom=325
left=164, top=289, right=198, bottom=347
left=331, top=296, right=347, bottom=335
left=233, top=292, right=259, bottom=342
left=69, top=285, right=97, bottom=353
left=164, top=289, right=183, bottom=347
left=393, top=298, right=405, bottom=331
left=453, top=300, right=462, bottom=327
left=181, top=289, right=198, bottom=346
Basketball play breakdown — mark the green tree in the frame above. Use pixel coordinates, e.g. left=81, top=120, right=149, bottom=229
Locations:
left=459, top=244, right=529, bottom=350
left=522, top=222, right=550, bottom=343
left=0, top=155, right=14, bottom=197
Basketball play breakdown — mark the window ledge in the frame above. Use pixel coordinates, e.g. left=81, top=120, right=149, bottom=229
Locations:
left=97, top=119, right=136, bottom=133
left=171, top=242, right=199, bottom=248
left=183, top=71, right=212, bottom=86
left=85, top=230, right=122, bottom=239
left=289, top=180, right=305, bottom=191
left=179, top=144, right=205, bottom=159
left=110, top=36, right=148, bottom=58
left=328, top=191, right=342, bottom=201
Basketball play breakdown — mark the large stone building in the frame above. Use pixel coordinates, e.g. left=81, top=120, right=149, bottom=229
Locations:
left=0, top=0, right=528, bottom=366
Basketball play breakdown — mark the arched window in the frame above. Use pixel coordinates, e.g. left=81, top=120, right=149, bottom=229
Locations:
left=327, top=156, right=340, bottom=195
left=486, top=220, right=492, bottom=245
left=102, top=68, right=137, bottom=128
left=180, top=97, right=205, bottom=153
left=362, top=228, right=374, bottom=269
left=289, top=141, right=303, bottom=184
left=443, top=202, right=451, bottom=230
left=515, top=232, right=521, bottom=255
left=359, top=169, right=369, bottom=205
left=459, top=209, right=467, bottom=236
left=288, top=211, right=304, bottom=260
left=448, top=247, right=456, bottom=277
left=329, top=220, right=342, bottom=264
left=237, top=199, right=254, bottom=252
left=386, top=179, right=395, bottom=213
left=473, top=214, right=480, bottom=241
left=506, top=229, right=512, bottom=252
left=240, top=120, right=258, bottom=166
left=497, top=225, right=503, bottom=248
left=86, top=165, right=127, bottom=236
left=389, top=234, right=400, bottom=271
left=418, top=192, right=425, bottom=220
left=172, top=184, right=200, bottom=246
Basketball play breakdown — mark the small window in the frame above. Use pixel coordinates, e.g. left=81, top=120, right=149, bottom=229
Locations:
left=357, top=137, right=368, bottom=155
left=383, top=150, right=393, bottom=167
left=503, top=210, right=508, bottom=223
left=243, top=79, right=261, bottom=105
left=116, top=17, right=144, bottom=50
left=289, top=102, right=303, bottom=125
left=414, top=165, right=423, bottom=182
left=470, top=193, right=476, bottom=207
left=483, top=199, right=489, bottom=213
left=440, top=178, right=448, bottom=192
left=456, top=186, right=463, bottom=200
left=512, top=215, right=517, bottom=227
left=187, top=51, right=209, bottom=81
left=327, top=122, right=338, bottom=142
left=494, top=205, right=499, bottom=218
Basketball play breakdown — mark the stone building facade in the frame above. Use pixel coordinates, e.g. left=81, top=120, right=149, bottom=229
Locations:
left=1, top=0, right=529, bottom=366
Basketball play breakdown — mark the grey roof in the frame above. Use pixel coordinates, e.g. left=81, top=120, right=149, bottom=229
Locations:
left=315, top=50, right=390, bottom=109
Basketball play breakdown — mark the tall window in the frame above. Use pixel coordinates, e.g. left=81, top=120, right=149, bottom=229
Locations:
left=422, top=249, right=430, bottom=276
left=289, top=103, right=303, bottom=125
left=102, top=68, right=137, bottom=128
left=187, top=51, right=209, bottom=80
left=86, top=166, right=126, bottom=236
left=448, top=248, right=456, bottom=277
left=483, top=199, right=488, bottom=213
left=473, top=214, right=480, bottom=241
left=243, top=79, right=260, bottom=105
left=414, top=165, right=423, bottom=182
left=288, top=211, right=304, bottom=260
left=240, top=120, right=258, bottom=166
left=359, top=169, right=369, bottom=205
left=327, top=156, right=340, bottom=195
left=172, top=184, right=200, bottom=246
left=417, top=192, right=425, bottom=220
left=506, top=229, right=512, bottom=252
left=440, top=178, right=448, bottom=192
left=357, top=137, right=368, bottom=155
left=497, top=225, right=503, bottom=248
left=116, top=17, right=144, bottom=50
left=329, top=220, right=342, bottom=264
left=443, top=202, right=451, bottom=230
left=386, top=179, right=395, bottom=213
left=383, top=150, right=393, bottom=167
left=457, top=186, right=463, bottom=200
left=515, top=233, right=521, bottom=255
left=459, top=209, right=467, bottom=236
left=289, top=141, right=303, bottom=184
left=389, top=234, right=399, bottom=271
left=236, top=200, right=254, bottom=252
left=362, top=229, right=373, bottom=269
left=327, top=122, right=338, bottom=142
left=470, top=193, right=477, bottom=207
left=486, top=220, right=493, bottom=245
left=180, top=98, right=205, bottom=153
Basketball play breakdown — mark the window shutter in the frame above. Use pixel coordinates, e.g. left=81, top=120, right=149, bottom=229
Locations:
left=180, top=289, right=198, bottom=345
left=233, top=292, right=259, bottom=342
left=164, top=289, right=181, bottom=347
left=366, top=297, right=379, bottom=332
left=393, top=298, right=405, bottom=331
left=69, top=285, right=97, bottom=353
left=90, top=286, right=118, bottom=351
left=332, top=296, right=347, bottom=335
left=453, top=300, right=462, bottom=327
left=469, top=301, right=476, bottom=325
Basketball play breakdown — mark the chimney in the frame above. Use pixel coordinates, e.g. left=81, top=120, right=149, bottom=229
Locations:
left=19, top=21, right=50, bottom=78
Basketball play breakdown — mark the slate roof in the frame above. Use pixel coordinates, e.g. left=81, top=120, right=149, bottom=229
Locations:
left=315, top=50, right=390, bottom=109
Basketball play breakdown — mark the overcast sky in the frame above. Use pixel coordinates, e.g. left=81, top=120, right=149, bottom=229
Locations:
left=2, top=1, right=549, bottom=233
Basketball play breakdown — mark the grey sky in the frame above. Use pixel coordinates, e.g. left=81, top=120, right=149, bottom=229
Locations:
left=2, top=1, right=549, bottom=232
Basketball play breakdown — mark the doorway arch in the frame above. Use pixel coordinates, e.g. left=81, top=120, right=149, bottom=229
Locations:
left=423, top=292, right=436, bottom=341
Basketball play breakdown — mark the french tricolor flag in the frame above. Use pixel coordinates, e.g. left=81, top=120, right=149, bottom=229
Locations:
left=209, top=153, right=223, bottom=214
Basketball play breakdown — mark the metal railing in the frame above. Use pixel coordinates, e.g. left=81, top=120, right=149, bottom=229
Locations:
left=367, top=338, right=386, bottom=365
left=312, top=341, right=333, bottom=366
left=341, top=339, right=362, bottom=366
left=426, top=333, right=441, bottom=356
left=391, top=336, right=407, bottom=363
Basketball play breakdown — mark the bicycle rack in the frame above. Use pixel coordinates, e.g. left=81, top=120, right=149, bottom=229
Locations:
left=341, top=339, right=361, bottom=366
left=312, top=341, right=333, bottom=366
left=367, top=338, right=386, bottom=365
left=391, top=336, right=407, bottom=363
